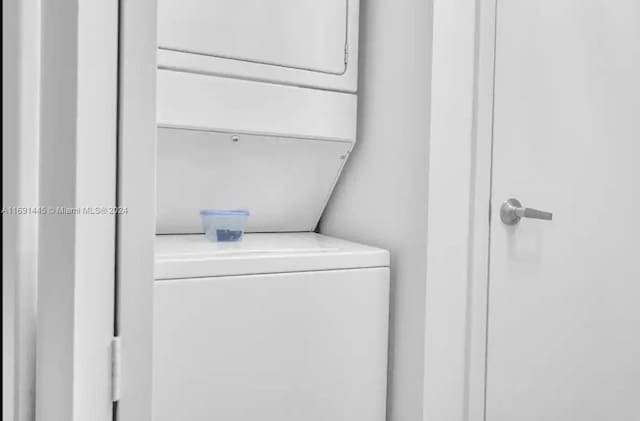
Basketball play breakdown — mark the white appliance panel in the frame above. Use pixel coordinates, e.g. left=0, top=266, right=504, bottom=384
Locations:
left=156, top=128, right=351, bottom=233
left=157, top=0, right=360, bottom=91
left=158, top=0, right=348, bottom=74
left=154, top=233, right=390, bottom=279
left=157, top=69, right=358, bottom=140
left=153, top=267, right=389, bottom=421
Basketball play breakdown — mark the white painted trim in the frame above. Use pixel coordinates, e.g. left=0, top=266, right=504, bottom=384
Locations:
left=423, top=0, right=496, bottom=420
left=36, top=1, right=119, bottom=420
left=3, top=1, right=40, bottom=421
left=115, top=1, right=157, bottom=420
left=2, top=5, right=19, bottom=417
left=423, top=1, right=477, bottom=419
left=466, top=1, right=497, bottom=420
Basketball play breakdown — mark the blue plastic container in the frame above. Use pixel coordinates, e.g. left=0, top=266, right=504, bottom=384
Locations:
left=200, top=210, right=250, bottom=242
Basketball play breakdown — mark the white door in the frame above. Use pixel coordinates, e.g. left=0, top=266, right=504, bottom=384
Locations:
left=486, top=1, right=640, bottom=420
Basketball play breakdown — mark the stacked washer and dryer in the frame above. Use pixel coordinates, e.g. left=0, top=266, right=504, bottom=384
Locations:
left=152, top=1, right=390, bottom=420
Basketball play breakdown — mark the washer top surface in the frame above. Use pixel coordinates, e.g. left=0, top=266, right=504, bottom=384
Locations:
left=155, top=232, right=389, bottom=280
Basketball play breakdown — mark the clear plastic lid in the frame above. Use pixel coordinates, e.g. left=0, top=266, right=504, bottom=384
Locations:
left=199, top=209, right=250, bottom=216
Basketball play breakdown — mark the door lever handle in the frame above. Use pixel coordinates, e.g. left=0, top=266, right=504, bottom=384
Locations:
left=500, top=198, right=552, bottom=225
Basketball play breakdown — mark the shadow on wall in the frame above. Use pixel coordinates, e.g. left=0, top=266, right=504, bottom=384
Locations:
left=319, top=0, right=433, bottom=420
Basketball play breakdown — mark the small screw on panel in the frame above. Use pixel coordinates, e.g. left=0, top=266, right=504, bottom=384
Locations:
left=231, top=136, right=240, bottom=142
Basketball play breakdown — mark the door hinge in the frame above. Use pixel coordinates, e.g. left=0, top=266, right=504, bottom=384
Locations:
left=111, top=337, right=122, bottom=402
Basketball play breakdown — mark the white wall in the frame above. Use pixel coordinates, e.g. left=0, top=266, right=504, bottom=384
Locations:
left=3, top=1, right=40, bottom=421
left=319, top=1, right=433, bottom=420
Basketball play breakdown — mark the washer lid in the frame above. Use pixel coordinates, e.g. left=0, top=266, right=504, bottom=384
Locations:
left=155, top=233, right=390, bottom=280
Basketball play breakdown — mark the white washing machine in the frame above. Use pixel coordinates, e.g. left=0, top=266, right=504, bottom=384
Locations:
left=153, top=233, right=390, bottom=421
left=152, top=3, right=386, bottom=419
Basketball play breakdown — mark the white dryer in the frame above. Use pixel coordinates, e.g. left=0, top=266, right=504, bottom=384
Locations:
left=155, top=0, right=362, bottom=234
left=157, top=0, right=360, bottom=91
left=152, top=233, right=389, bottom=421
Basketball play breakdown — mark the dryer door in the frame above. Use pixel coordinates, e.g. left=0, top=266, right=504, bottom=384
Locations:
left=158, top=0, right=348, bottom=75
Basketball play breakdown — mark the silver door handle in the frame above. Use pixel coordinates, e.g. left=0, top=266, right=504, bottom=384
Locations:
left=500, top=198, right=552, bottom=225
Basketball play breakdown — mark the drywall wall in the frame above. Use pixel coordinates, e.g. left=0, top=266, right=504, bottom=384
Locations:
left=319, top=1, right=433, bottom=420
left=2, top=1, right=40, bottom=421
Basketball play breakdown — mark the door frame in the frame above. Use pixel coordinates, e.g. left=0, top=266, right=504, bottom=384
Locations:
left=423, top=0, right=497, bottom=420
left=115, top=1, right=157, bottom=420
left=36, top=1, right=119, bottom=420
left=3, top=1, right=40, bottom=420
left=35, top=1, right=157, bottom=420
